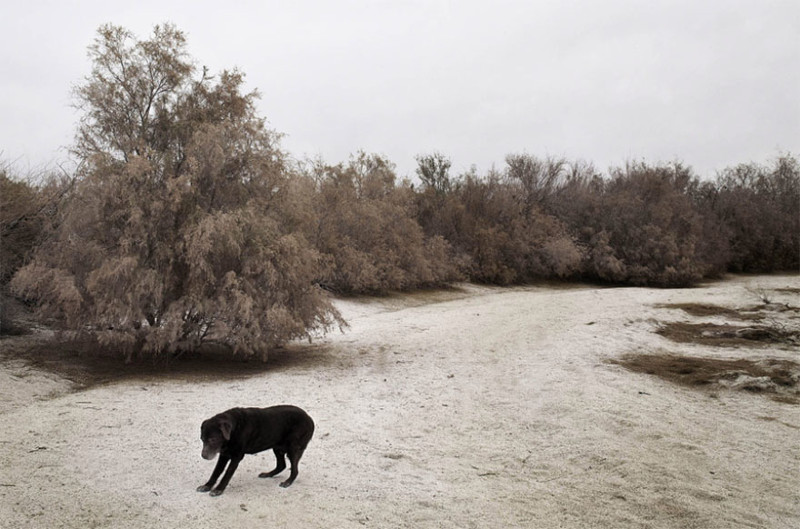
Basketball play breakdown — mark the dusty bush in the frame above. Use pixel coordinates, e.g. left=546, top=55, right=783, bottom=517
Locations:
left=594, top=163, right=709, bottom=286
left=0, top=292, right=31, bottom=336
left=416, top=161, right=582, bottom=285
left=10, top=24, right=340, bottom=359
left=548, top=161, right=718, bottom=286
left=1, top=167, right=73, bottom=335
left=298, top=152, right=462, bottom=294
left=0, top=169, right=66, bottom=284
left=412, top=155, right=786, bottom=287
left=710, top=155, right=799, bottom=272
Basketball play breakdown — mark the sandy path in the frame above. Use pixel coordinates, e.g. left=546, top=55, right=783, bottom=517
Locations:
left=0, top=275, right=798, bottom=528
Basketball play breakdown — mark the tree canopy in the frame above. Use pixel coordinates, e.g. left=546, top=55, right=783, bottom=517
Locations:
left=11, top=24, right=341, bottom=359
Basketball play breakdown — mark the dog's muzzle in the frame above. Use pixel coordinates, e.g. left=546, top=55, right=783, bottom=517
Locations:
left=201, top=446, right=218, bottom=460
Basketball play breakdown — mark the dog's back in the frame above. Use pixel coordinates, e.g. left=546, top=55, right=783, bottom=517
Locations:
left=233, top=406, right=315, bottom=454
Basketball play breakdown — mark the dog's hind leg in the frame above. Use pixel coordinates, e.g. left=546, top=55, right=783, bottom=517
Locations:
left=259, top=448, right=286, bottom=478
left=279, top=424, right=313, bottom=488
left=197, top=455, right=229, bottom=492
left=279, top=446, right=306, bottom=488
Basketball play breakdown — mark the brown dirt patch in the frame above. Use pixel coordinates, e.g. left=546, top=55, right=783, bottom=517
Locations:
left=655, top=303, right=762, bottom=320
left=614, top=352, right=800, bottom=403
left=656, top=321, right=799, bottom=347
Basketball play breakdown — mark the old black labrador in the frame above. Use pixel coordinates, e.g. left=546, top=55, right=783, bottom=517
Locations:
left=197, top=405, right=315, bottom=496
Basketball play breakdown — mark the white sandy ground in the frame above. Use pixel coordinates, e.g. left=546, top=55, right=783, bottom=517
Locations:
left=0, top=275, right=798, bottom=529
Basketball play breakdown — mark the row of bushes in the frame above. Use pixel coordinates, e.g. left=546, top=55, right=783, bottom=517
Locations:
left=5, top=151, right=796, bottom=297
left=293, top=152, right=798, bottom=290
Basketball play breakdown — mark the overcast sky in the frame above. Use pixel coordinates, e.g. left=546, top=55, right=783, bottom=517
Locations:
left=2, top=0, right=798, bottom=180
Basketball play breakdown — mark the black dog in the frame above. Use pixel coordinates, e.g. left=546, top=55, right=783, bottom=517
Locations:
left=197, top=405, right=315, bottom=496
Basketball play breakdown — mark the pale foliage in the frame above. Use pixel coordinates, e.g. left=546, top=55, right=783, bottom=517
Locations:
left=11, top=24, right=341, bottom=359
left=300, top=152, right=462, bottom=293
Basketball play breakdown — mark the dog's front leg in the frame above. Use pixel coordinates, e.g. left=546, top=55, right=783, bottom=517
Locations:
left=197, top=455, right=229, bottom=492
left=209, top=455, right=243, bottom=496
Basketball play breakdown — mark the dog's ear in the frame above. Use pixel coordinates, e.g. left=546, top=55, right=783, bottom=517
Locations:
left=219, top=418, right=233, bottom=440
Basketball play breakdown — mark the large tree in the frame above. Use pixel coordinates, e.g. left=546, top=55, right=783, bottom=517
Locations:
left=11, top=24, right=341, bottom=359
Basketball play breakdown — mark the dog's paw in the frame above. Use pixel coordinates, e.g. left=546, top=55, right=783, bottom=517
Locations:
left=279, top=480, right=293, bottom=488
left=209, top=488, right=224, bottom=497
left=196, top=485, right=212, bottom=493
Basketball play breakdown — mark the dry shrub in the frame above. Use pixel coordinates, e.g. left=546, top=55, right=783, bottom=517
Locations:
left=584, top=162, right=710, bottom=286
left=1, top=167, right=69, bottom=285
left=413, top=152, right=797, bottom=287
left=300, top=152, right=462, bottom=294
left=1, top=172, right=42, bottom=284
left=10, top=24, right=341, bottom=360
left=0, top=292, right=33, bottom=336
left=416, top=161, right=583, bottom=285
left=711, top=155, right=799, bottom=273
left=0, top=170, right=46, bottom=335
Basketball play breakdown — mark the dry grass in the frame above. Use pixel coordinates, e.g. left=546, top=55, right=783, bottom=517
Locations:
left=630, top=292, right=800, bottom=403
left=614, top=352, right=800, bottom=403
left=655, top=303, right=762, bottom=320
left=656, top=321, right=799, bottom=348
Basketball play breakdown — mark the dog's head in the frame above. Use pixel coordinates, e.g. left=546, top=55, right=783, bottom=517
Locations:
left=200, top=414, right=234, bottom=460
